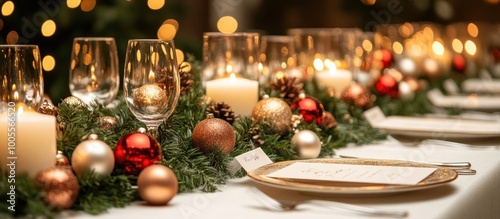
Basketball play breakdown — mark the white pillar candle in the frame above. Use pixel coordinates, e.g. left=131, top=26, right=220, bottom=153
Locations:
left=316, top=69, right=353, bottom=97
left=0, top=107, right=56, bottom=177
left=206, top=74, right=259, bottom=117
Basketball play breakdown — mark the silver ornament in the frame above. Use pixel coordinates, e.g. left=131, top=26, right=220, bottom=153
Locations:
left=71, top=134, right=115, bottom=176
left=291, top=130, right=322, bottom=159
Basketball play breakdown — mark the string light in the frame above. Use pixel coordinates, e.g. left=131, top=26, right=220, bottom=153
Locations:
left=175, top=49, right=184, bottom=63
left=217, top=16, right=238, bottom=34
left=6, top=31, right=18, bottom=44
left=42, top=55, right=56, bottom=72
left=1, top=1, right=14, bottom=16
left=148, top=0, right=165, bottom=10
left=157, top=24, right=176, bottom=40
left=464, top=40, right=477, bottom=56
left=67, top=0, right=81, bottom=8
left=41, top=20, right=56, bottom=37
left=163, top=19, right=179, bottom=31
left=467, top=23, right=479, bottom=37
left=81, top=0, right=96, bottom=12
left=452, top=39, right=463, bottom=53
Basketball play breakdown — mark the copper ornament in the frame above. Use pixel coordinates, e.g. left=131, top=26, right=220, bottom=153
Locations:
left=137, top=164, right=178, bottom=205
left=192, top=117, right=236, bottom=154
left=35, top=167, right=79, bottom=209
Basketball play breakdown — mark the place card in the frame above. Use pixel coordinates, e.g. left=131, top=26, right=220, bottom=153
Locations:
left=235, top=147, right=273, bottom=172
left=267, top=162, right=437, bottom=185
left=363, top=106, right=386, bottom=127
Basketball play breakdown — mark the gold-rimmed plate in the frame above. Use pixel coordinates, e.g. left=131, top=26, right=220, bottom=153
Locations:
left=248, top=158, right=457, bottom=195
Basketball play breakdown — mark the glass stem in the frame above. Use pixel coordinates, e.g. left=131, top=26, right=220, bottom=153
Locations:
left=147, top=126, right=159, bottom=139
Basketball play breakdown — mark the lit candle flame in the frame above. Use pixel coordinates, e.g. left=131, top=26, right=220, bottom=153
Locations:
left=88, top=65, right=99, bottom=91
left=281, top=62, right=287, bottom=69
left=148, top=70, right=155, bottom=82
left=18, top=104, right=24, bottom=116
left=230, top=73, right=236, bottom=79
left=13, top=91, right=19, bottom=101
left=226, top=65, right=233, bottom=73
left=313, top=58, right=324, bottom=71
left=324, top=59, right=337, bottom=72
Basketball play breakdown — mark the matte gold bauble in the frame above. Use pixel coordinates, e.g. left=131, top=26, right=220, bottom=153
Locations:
left=137, top=164, right=178, bottom=205
left=251, top=97, right=293, bottom=134
left=133, top=84, right=168, bottom=114
left=71, top=134, right=115, bottom=176
left=192, top=116, right=235, bottom=154
left=35, top=167, right=79, bottom=209
left=291, top=130, right=322, bottom=159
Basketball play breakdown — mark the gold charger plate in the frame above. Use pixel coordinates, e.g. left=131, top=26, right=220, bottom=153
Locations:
left=248, top=158, right=458, bottom=195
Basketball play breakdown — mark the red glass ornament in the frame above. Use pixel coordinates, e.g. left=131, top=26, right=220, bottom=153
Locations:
left=114, top=131, right=162, bottom=176
left=381, top=49, right=393, bottom=69
left=491, top=47, right=500, bottom=63
left=291, top=96, right=324, bottom=125
left=375, top=74, right=399, bottom=98
left=452, top=54, right=466, bottom=73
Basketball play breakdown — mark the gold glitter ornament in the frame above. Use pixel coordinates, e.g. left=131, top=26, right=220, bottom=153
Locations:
left=99, top=116, right=118, bottom=132
left=251, top=97, right=292, bottom=134
left=71, top=134, right=115, bottom=176
left=35, top=167, right=79, bottom=209
left=137, top=164, right=178, bottom=205
left=133, top=84, right=168, bottom=114
left=192, top=115, right=236, bottom=154
left=62, top=96, right=85, bottom=107
left=291, top=130, right=322, bottom=159
left=38, top=97, right=57, bottom=116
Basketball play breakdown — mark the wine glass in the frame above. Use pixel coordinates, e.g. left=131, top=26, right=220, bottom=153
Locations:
left=0, top=45, right=43, bottom=112
left=69, top=37, right=119, bottom=106
left=123, top=39, right=180, bottom=138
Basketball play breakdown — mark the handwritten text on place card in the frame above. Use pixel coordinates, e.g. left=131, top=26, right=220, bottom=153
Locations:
left=235, top=147, right=273, bottom=172
left=267, top=162, right=437, bottom=185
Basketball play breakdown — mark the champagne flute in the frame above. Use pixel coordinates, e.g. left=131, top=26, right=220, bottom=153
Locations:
left=0, top=45, right=43, bottom=112
left=123, top=39, right=180, bottom=138
left=69, top=37, right=119, bottom=106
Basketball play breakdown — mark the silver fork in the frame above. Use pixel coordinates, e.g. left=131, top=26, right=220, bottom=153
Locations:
left=420, top=139, right=500, bottom=150
left=250, top=188, right=408, bottom=218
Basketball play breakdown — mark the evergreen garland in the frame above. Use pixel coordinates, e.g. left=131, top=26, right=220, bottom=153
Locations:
left=1, top=56, right=439, bottom=217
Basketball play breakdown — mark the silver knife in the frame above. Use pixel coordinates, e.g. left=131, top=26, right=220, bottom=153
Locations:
left=338, top=155, right=472, bottom=169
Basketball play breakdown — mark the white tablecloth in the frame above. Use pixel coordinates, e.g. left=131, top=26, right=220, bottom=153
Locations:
left=60, top=140, right=500, bottom=219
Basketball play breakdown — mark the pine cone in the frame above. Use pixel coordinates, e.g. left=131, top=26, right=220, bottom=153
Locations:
left=179, top=62, right=194, bottom=95
left=206, top=102, right=236, bottom=125
left=247, top=126, right=264, bottom=147
left=270, top=76, right=304, bottom=105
